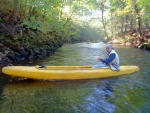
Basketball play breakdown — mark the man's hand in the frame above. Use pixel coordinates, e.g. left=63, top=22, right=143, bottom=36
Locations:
left=98, top=57, right=102, bottom=60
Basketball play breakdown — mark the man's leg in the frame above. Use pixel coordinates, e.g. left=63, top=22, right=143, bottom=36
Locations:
left=93, top=63, right=109, bottom=68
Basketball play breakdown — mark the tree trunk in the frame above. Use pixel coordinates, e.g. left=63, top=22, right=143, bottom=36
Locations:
left=63, top=8, right=76, bottom=26
left=101, top=0, right=109, bottom=39
left=130, top=15, right=134, bottom=31
left=124, top=15, right=128, bottom=32
left=133, top=0, right=141, bottom=32
left=13, top=0, right=19, bottom=23
left=121, top=17, right=124, bottom=33
left=133, top=0, right=143, bottom=46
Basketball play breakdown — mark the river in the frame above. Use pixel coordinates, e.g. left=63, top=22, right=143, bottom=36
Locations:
left=0, top=42, right=150, bottom=113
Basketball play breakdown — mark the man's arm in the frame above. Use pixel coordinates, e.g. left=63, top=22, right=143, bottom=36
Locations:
left=100, top=53, right=116, bottom=65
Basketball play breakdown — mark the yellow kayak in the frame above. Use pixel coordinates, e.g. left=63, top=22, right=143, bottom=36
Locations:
left=2, top=65, right=139, bottom=80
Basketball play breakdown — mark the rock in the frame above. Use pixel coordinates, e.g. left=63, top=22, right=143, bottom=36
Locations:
left=138, top=43, right=149, bottom=49
left=125, top=42, right=132, bottom=46
left=109, top=39, right=121, bottom=44
left=148, top=39, right=150, bottom=43
left=0, top=47, right=5, bottom=52
left=0, top=57, right=12, bottom=66
left=0, top=43, right=4, bottom=47
left=28, top=55, right=34, bottom=61
left=19, top=49, right=28, bottom=57
left=0, top=52, right=3, bottom=56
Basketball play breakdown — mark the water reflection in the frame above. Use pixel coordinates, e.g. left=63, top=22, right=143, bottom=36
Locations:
left=0, top=80, right=105, bottom=113
left=1, top=77, right=148, bottom=113
left=1, top=42, right=150, bottom=113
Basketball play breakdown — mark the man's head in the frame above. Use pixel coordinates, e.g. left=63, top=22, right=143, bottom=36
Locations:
left=106, top=44, right=113, bottom=53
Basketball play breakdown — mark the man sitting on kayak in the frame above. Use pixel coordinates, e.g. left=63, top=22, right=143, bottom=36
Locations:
left=93, top=44, right=120, bottom=71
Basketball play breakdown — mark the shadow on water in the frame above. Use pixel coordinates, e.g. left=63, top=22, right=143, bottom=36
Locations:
left=0, top=43, right=150, bottom=113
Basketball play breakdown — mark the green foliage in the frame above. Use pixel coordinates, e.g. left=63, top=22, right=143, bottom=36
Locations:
left=1, top=0, right=150, bottom=43
left=21, top=17, right=47, bottom=33
left=0, top=0, right=109, bottom=43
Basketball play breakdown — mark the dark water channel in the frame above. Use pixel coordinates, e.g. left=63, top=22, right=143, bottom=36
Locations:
left=0, top=42, right=150, bottom=113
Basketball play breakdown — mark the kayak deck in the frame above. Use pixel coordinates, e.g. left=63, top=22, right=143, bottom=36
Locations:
left=36, top=65, right=92, bottom=70
left=2, top=65, right=139, bottom=80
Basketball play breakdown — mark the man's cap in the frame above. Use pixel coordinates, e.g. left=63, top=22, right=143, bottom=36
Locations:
left=106, top=44, right=114, bottom=49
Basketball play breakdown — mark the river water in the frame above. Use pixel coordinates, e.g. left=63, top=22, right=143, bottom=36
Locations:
left=0, top=42, right=150, bottom=113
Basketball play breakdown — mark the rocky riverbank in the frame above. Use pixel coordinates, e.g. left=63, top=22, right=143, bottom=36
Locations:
left=0, top=10, right=64, bottom=67
left=0, top=39, right=63, bottom=67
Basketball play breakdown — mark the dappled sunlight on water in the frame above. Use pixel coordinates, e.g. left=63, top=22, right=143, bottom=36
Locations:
left=0, top=42, right=150, bottom=113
